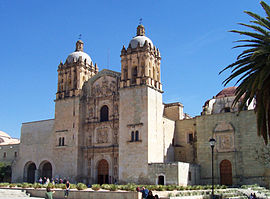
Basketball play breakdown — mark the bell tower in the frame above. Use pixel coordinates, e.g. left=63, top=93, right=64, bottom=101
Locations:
left=56, top=40, right=98, bottom=100
left=120, top=24, right=162, bottom=91
left=119, top=25, right=164, bottom=184
left=53, top=40, right=98, bottom=181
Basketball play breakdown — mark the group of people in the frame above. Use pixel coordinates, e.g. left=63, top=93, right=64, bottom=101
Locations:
left=38, top=176, right=69, bottom=185
left=44, top=180, right=70, bottom=199
left=137, top=187, right=159, bottom=199
left=249, top=193, right=257, bottom=199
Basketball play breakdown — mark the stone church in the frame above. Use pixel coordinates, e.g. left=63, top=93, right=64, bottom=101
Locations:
left=8, top=25, right=270, bottom=186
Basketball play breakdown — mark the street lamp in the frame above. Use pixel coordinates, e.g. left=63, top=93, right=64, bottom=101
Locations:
left=209, top=138, right=216, bottom=199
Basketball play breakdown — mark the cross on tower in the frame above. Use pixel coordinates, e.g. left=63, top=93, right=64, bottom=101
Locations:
left=78, top=34, right=82, bottom=40
left=139, top=18, right=143, bottom=25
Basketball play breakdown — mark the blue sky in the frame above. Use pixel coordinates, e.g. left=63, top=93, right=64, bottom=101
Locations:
left=0, top=0, right=265, bottom=138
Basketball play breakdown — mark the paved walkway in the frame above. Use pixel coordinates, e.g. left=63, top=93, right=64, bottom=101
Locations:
left=0, top=189, right=44, bottom=199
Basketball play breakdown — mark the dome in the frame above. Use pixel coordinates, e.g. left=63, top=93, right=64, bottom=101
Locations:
left=66, top=51, right=92, bottom=65
left=0, top=131, right=11, bottom=138
left=215, top=87, right=237, bottom=98
left=128, top=24, right=154, bottom=49
left=65, top=40, right=92, bottom=65
left=129, top=36, right=154, bottom=49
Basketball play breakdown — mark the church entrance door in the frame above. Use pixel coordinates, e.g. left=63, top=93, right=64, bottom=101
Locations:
left=220, top=159, right=232, bottom=186
left=97, top=159, right=109, bottom=184
left=27, top=163, right=36, bottom=183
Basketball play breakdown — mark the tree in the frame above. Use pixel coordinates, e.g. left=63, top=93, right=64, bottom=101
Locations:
left=0, top=162, right=11, bottom=182
left=220, top=1, right=270, bottom=144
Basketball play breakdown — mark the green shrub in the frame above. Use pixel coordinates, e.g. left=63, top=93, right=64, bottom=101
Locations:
left=76, top=183, right=87, bottom=190
left=0, top=183, right=9, bottom=187
left=109, top=184, right=118, bottom=191
left=33, top=183, right=42, bottom=189
left=9, top=183, right=16, bottom=188
left=47, top=183, right=55, bottom=189
left=91, top=184, right=100, bottom=191
left=22, top=183, right=32, bottom=188
left=101, top=184, right=110, bottom=190
left=70, top=183, right=76, bottom=189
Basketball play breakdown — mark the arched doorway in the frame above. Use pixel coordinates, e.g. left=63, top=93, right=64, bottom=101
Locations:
left=158, top=175, right=164, bottom=185
left=220, top=159, right=232, bottom=186
left=26, top=162, right=36, bottom=183
left=97, top=159, right=109, bottom=184
left=40, top=161, right=52, bottom=179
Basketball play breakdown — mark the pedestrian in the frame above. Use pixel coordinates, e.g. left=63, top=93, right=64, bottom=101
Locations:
left=38, top=177, right=42, bottom=184
left=140, top=187, right=149, bottom=199
left=154, top=194, right=159, bottom=199
left=64, top=180, right=70, bottom=198
left=45, top=187, right=55, bottom=199
left=146, top=190, right=155, bottom=199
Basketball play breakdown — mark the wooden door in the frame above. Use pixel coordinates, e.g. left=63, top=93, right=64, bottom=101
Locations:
left=98, top=159, right=109, bottom=184
left=220, top=159, right=232, bottom=186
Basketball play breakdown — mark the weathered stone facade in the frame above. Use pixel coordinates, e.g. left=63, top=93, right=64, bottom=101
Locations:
left=9, top=25, right=268, bottom=187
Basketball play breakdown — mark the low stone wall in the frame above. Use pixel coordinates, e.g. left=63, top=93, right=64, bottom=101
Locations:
left=26, top=188, right=141, bottom=199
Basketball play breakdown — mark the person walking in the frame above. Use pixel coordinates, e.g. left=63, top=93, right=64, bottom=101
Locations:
left=45, top=187, right=55, bottom=199
left=64, top=180, right=70, bottom=198
left=140, top=187, right=149, bottom=199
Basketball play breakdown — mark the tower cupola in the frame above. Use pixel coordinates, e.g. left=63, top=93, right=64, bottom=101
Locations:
left=56, top=40, right=98, bottom=100
left=120, top=25, right=162, bottom=92
left=76, top=40, right=84, bottom=51
left=137, top=24, right=145, bottom=36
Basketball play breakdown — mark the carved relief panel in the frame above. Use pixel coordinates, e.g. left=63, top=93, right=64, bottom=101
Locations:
left=95, top=127, right=111, bottom=144
left=214, top=121, right=235, bottom=152
left=92, top=76, right=117, bottom=98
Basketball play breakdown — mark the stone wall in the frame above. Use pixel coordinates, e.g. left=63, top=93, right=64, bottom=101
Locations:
left=196, top=110, right=268, bottom=186
left=148, top=162, right=200, bottom=185
left=174, top=119, right=196, bottom=163
left=0, top=144, right=19, bottom=164
left=12, top=119, right=54, bottom=182
left=26, top=189, right=141, bottom=199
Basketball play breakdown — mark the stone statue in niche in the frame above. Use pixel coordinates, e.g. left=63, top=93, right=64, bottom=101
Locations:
left=89, top=108, right=93, bottom=117
left=88, top=136, right=92, bottom=146
left=97, top=128, right=108, bottom=143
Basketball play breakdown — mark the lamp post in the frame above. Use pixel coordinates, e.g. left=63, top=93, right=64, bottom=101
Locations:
left=209, top=138, right=216, bottom=199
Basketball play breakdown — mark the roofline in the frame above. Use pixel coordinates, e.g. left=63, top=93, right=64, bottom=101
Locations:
left=22, top=118, right=55, bottom=124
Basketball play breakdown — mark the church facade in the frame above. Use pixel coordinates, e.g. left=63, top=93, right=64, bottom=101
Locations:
left=10, top=25, right=270, bottom=187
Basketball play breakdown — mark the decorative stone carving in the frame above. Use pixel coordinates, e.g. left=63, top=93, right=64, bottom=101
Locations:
left=96, top=128, right=108, bottom=143
left=214, top=121, right=235, bottom=152
left=92, top=77, right=117, bottom=97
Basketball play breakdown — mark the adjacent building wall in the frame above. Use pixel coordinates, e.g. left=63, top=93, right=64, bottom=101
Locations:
left=12, top=119, right=54, bottom=182
left=196, top=110, right=268, bottom=186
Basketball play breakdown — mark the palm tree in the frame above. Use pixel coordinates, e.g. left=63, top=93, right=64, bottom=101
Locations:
left=220, top=1, right=270, bottom=144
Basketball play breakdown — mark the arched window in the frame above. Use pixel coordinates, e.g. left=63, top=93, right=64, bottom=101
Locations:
left=59, top=138, right=61, bottom=146
left=100, top=105, right=109, bottom=122
left=123, top=68, right=128, bottom=80
left=3, top=152, right=6, bottom=158
left=132, top=67, right=137, bottom=84
left=62, top=137, right=65, bottom=146
left=131, top=131, right=134, bottom=141
left=135, top=131, right=139, bottom=141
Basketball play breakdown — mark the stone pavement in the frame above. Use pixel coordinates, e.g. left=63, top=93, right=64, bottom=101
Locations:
left=0, top=188, right=44, bottom=199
